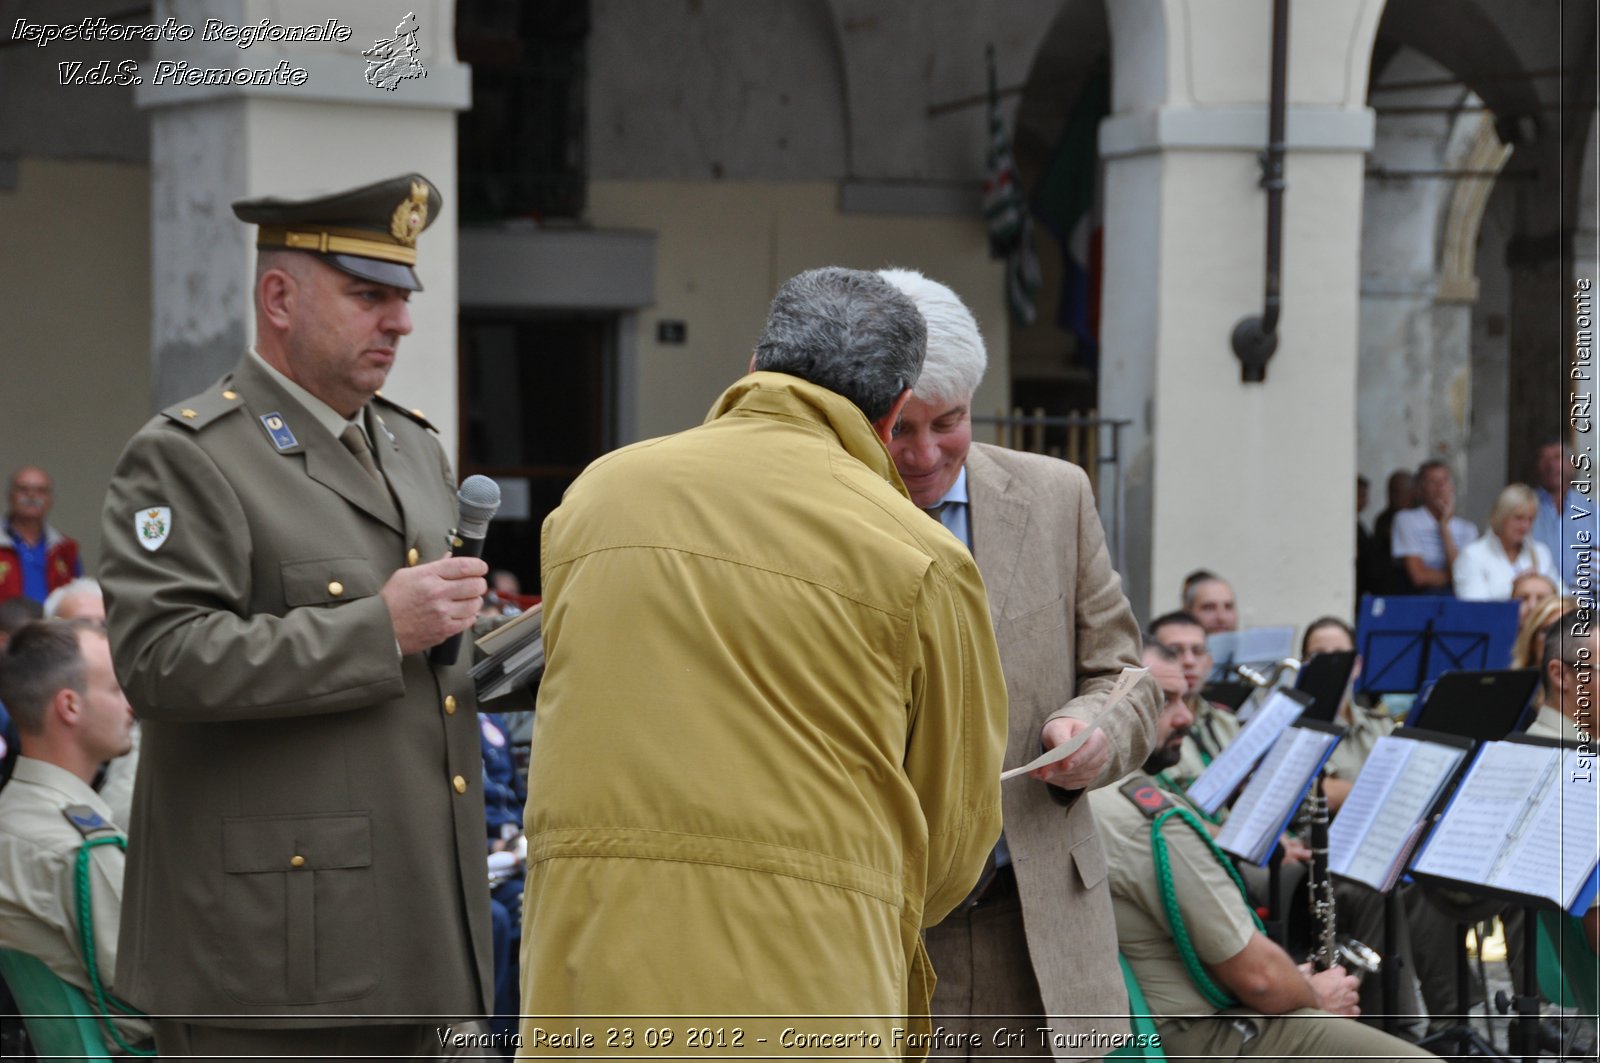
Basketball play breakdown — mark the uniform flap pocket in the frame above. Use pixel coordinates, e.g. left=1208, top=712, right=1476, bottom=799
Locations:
left=280, top=556, right=378, bottom=607
left=1070, top=831, right=1108, bottom=890
left=223, top=812, right=373, bottom=873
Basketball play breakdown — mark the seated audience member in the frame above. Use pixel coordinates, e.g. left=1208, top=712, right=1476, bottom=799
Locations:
left=1531, top=440, right=1599, bottom=593
left=42, top=578, right=104, bottom=622
left=481, top=712, right=526, bottom=1050
left=1373, top=469, right=1417, bottom=593
left=1392, top=461, right=1477, bottom=595
left=1511, top=571, right=1559, bottom=626
left=1151, top=611, right=1240, bottom=788
left=1184, top=572, right=1239, bottom=634
left=0, top=597, right=43, bottom=789
left=0, top=466, right=82, bottom=606
left=1453, top=484, right=1559, bottom=601
left=1511, top=594, right=1579, bottom=669
left=1088, top=645, right=1434, bottom=1061
left=1300, top=617, right=1394, bottom=814
left=0, top=620, right=150, bottom=1052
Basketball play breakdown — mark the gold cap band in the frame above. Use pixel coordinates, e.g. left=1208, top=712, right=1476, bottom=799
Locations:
left=257, top=225, right=418, bottom=266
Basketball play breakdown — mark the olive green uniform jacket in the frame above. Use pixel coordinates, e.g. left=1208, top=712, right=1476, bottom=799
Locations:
left=100, top=355, right=490, bottom=1022
left=519, top=374, right=1007, bottom=1050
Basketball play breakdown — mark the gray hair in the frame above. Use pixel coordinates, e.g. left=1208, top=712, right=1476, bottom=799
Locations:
left=876, top=268, right=987, bottom=405
left=753, top=268, right=925, bottom=423
left=43, top=577, right=103, bottom=620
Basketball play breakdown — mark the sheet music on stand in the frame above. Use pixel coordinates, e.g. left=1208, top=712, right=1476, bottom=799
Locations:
left=1186, top=688, right=1311, bottom=816
left=1206, top=625, right=1296, bottom=682
left=470, top=602, right=544, bottom=701
left=1410, top=738, right=1600, bottom=916
left=1327, top=729, right=1470, bottom=892
left=1215, top=722, right=1342, bottom=866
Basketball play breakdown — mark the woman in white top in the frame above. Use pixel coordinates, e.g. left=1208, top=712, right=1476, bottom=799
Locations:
left=1453, top=483, right=1561, bottom=599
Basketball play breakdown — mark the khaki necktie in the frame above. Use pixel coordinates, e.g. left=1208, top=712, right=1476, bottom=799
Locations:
left=339, top=424, right=386, bottom=489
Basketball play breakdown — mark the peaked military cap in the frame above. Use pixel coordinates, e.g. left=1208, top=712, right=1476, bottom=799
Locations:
left=232, top=173, right=441, bottom=291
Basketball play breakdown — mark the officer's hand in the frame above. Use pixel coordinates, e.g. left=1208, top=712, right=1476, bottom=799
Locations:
left=380, top=556, right=488, bottom=655
left=1306, top=965, right=1360, bottom=1017
left=1030, top=717, right=1109, bottom=790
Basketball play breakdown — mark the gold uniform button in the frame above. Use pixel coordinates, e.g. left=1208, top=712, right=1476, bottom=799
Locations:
left=444, top=694, right=457, bottom=715
left=407, top=547, right=420, bottom=567
left=290, top=855, right=306, bottom=868
left=328, top=580, right=344, bottom=597
left=180, top=408, right=197, bottom=419
left=222, top=389, right=238, bottom=400
left=452, top=775, right=468, bottom=794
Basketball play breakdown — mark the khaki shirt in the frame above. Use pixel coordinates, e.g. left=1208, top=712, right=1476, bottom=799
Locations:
left=0, top=757, right=150, bottom=1048
left=1169, top=699, right=1242, bottom=789
left=1526, top=703, right=1589, bottom=744
left=1089, top=772, right=1258, bottom=1018
left=1324, top=703, right=1397, bottom=781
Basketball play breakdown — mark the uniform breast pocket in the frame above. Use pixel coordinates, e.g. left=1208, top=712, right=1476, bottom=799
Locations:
left=280, top=556, right=379, bottom=607
left=220, top=812, right=379, bottom=1004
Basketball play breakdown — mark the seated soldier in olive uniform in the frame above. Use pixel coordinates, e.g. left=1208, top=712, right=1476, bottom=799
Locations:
left=1087, top=644, right=1434, bottom=1061
left=0, top=620, right=151, bottom=1053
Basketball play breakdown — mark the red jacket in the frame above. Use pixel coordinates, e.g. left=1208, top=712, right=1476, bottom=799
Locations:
left=0, top=523, right=81, bottom=603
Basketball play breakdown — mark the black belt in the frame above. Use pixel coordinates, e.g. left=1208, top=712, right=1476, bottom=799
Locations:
left=956, top=862, right=1017, bottom=913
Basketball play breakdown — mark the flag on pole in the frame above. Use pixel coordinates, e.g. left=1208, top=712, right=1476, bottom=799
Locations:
left=982, top=44, right=1040, bottom=326
left=1033, top=66, right=1110, bottom=366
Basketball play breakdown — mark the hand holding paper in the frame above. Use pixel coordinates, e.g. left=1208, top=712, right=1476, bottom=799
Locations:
left=1001, top=667, right=1148, bottom=783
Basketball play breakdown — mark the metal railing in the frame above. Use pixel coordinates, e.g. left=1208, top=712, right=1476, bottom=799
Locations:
left=972, top=409, right=1132, bottom=571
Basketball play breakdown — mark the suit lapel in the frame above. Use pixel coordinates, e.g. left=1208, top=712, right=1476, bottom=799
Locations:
left=365, top=405, right=427, bottom=544
left=965, top=444, right=1030, bottom=624
left=233, top=358, right=404, bottom=534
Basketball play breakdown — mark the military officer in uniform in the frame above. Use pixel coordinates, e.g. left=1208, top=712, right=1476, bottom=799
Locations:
left=1087, top=645, right=1433, bottom=1061
left=100, top=174, right=491, bottom=1057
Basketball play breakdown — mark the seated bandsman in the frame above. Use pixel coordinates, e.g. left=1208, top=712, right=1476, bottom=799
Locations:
left=0, top=620, right=150, bottom=1053
left=1087, top=643, right=1434, bottom=1061
left=1531, top=608, right=1599, bottom=952
left=1151, top=611, right=1240, bottom=789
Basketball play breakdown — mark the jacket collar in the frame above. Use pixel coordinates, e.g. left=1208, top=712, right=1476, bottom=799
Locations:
left=705, top=373, right=910, bottom=500
left=229, top=356, right=403, bottom=533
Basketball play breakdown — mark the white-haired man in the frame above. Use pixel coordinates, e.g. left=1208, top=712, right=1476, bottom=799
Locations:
left=881, top=268, right=1159, bottom=1059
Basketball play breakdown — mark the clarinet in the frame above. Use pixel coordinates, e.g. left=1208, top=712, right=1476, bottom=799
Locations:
left=1308, top=775, right=1339, bottom=969
left=1306, top=772, right=1382, bottom=980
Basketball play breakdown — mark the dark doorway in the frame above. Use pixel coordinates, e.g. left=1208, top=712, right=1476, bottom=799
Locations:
left=458, top=314, right=615, bottom=593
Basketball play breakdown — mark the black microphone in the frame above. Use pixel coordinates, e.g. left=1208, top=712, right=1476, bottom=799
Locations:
left=431, top=475, right=501, bottom=666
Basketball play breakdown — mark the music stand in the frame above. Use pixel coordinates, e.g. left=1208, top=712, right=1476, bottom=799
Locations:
left=1404, top=669, right=1542, bottom=741
left=1355, top=596, right=1519, bottom=695
left=1293, top=650, right=1358, bottom=723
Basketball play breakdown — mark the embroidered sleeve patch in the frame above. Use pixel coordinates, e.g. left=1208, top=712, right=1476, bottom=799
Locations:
left=136, top=507, right=171, bottom=552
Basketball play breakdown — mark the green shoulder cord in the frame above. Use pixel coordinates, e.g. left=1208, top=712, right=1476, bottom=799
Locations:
left=1149, top=805, right=1264, bottom=1012
left=1154, top=773, right=1222, bottom=825
left=75, top=835, right=156, bottom=1056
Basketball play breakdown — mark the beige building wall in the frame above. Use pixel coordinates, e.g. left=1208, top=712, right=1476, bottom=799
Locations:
left=0, top=158, right=153, bottom=573
left=588, top=180, right=1009, bottom=440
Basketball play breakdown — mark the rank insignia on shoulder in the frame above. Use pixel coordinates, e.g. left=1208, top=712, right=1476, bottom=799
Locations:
left=62, top=805, right=116, bottom=838
left=260, top=412, right=299, bottom=451
left=136, top=506, right=172, bottom=552
left=1120, top=777, right=1174, bottom=820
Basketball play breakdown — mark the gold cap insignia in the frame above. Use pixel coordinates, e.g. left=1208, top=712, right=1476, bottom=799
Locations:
left=390, top=180, right=430, bottom=247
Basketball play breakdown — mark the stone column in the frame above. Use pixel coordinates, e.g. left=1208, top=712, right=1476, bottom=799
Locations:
left=1098, top=0, right=1383, bottom=625
left=137, top=0, right=469, bottom=451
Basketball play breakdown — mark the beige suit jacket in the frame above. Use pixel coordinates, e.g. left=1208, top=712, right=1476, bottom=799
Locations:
left=964, top=443, right=1159, bottom=1053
